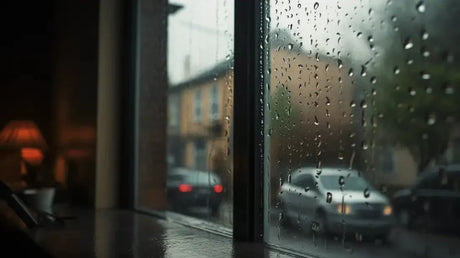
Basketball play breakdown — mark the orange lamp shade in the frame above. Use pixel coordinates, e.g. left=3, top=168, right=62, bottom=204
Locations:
left=21, top=148, right=44, bottom=165
left=0, top=121, right=47, bottom=150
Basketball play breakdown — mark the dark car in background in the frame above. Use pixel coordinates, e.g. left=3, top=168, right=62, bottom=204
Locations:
left=392, top=164, right=460, bottom=233
left=278, top=167, right=394, bottom=237
left=167, top=168, right=223, bottom=217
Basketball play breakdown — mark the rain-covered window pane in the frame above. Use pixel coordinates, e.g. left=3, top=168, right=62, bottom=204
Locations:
left=166, top=0, right=234, bottom=227
left=265, top=0, right=460, bottom=256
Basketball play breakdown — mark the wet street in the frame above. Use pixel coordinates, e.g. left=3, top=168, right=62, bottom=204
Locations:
left=266, top=210, right=460, bottom=258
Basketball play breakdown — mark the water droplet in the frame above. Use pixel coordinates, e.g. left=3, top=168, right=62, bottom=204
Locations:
left=337, top=59, right=343, bottom=69
left=297, top=3, right=301, bottom=8
left=350, top=101, right=356, bottom=108
left=305, top=186, right=310, bottom=192
left=348, top=68, right=354, bottom=77
left=404, top=38, right=414, bottom=49
left=443, top=84, right=455, bottom=94
left=362, top=141, right=369, bottom=150
left=370, top=76, right=377, bottom=84
left=339, top=176, right=345, bottom=186
left=421, top=71, right=431, bottom=80
left=314, top=116, right=319, bottom=126
left=357, top=32, right=362, bottom=38
left=314, top=2, right=319, bottom=10
left=368, top=36, right=374, bottom=43
left=393, top=66, right=400, bottom=74
left=409, top=87, right=417, bottom=96
left=416, top=1, right=426, bottom=13
left=360, top=100, right=367, bottom=109
left=338, top=152, right=344, bottom=160
left=426, top=112, right=436, bottom=125
left=326, top=192, right=333, bottom=203
left=391, top=16, right=397, bottom=22
left=279, top=178, right=283, bottom=186
left=363, top=188, right=371, bottom=198
left=288, top=43, right=293, bottom=50
left=421, top=30, right=429, bottom=40
left=360, top=65, right=367, bottom=77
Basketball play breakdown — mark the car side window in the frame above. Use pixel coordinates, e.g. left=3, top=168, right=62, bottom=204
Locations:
left=417, top=174, right=437, bottom=190
left=292, top=174, right=315, bottom=189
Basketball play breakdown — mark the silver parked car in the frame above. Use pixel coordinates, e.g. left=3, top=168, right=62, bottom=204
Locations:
left=278, top=167, right=395, bottom=237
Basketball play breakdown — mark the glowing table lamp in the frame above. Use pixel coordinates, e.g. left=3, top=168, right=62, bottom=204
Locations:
left=0, top=121, right=47, bottom=184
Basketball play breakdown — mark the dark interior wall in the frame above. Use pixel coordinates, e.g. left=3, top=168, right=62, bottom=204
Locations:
left=0, top=1, right=54, bottom=182
left=0, top=1, right=100, bottom=208
left=0, top=1, right=54, bottom=140
left=53, top=0, right=99, bottom=207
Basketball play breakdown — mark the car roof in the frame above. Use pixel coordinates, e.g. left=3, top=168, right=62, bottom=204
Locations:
left=418, top=164, right=460, bottom=178
left=292, top=167, right=360, bottom=177
left=168, top=167, right=221, bottom=184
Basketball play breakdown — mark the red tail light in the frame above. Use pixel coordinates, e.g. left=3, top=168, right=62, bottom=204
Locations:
left=178, top=184, right=193, bottom=192
left=213, top=184, right=223, bottom=193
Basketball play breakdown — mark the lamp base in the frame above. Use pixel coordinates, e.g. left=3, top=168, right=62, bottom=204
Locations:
left=23, top=188, right=55, bottom=214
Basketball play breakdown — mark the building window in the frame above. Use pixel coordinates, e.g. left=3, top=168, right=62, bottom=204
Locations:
left=168, top=94, right=179, bottom=127
left=193, top=139, right=207, bottom=171
left=377, top=146, right=395, bottom=174
left=193, top=90, right=202, bottom=122
left=210, top=84, right=220, bottom=120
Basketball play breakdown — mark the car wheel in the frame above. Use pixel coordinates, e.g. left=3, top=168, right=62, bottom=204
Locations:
left=313, top=210, right=328, bottom=236
left=397, top=209, right=412, bottom=229
left=211, top=206, right=219, bottom=217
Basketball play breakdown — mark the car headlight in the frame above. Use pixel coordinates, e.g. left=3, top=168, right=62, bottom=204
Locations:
left=337, top=204, right=352, bottom=215
left=383, top=205, right=392, bottom=216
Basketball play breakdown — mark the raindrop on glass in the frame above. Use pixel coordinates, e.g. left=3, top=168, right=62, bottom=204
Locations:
left=326, top=192, right=333, bottom=203
left=404, top=38, right=414, bottom=49
left=370, top=76, right=377, bottom=84
left=314, top=2, right=319, bottom=10
left=338, top=152, right=344, bottom=160
left=360, top=65, right=367, bottom=77
left=393, top=66, right=400, bottom=74
left=338, top=176, right=345, bottom=186
left=421, top=71, right=431, bottom=80
left=443, top=84, right=455, bottom=94
left=421, top=30, right=429, bottom=40
left=363, top=188, right=371, bottom=198
left=362, top=141, right=369, bottom=150
left=426, top=112, right=436, bottom=125
left=348, top=68, right=354, bottom=77
left=416, top=1, right=426, bottom=13
left=422, top=50, right=430, bottom=58
left=288, top=43, right=294, bottom=50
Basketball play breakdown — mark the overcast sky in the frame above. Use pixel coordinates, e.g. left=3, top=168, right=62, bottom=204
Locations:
left=168, top=0, right=234, bottom=84
left=167, top=0, right=436, bottom=84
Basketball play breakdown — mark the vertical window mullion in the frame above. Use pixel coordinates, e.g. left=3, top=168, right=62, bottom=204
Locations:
left=233, top=0, right=266, bottom=242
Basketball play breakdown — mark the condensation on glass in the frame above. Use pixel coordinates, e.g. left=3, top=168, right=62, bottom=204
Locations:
left=166, top=0, right=234, bottom=227
left=265, top=0, right=460, bottom=257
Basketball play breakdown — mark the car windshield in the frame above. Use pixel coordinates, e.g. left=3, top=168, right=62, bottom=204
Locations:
left=320, top=175, right=369, bottom=191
